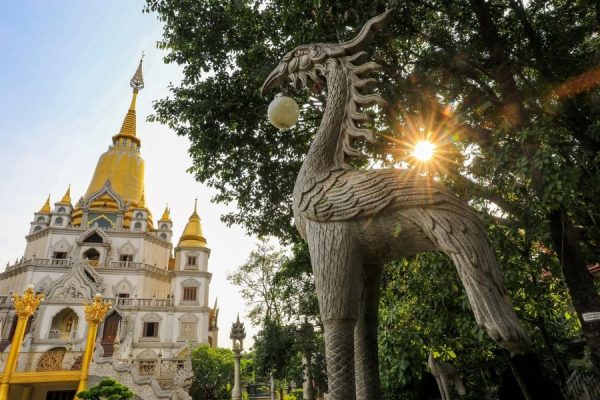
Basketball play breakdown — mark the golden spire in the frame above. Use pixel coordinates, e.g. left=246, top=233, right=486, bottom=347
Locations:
left=178, top=198, right=208, bottom=248
left=82, top=57, right=146, bottom=210
left=39, top=195, right=51, bottom=214
left=138, top=191, right=146, bottom=208
left=112, top=55, right=144, bottom=146
left=160, top=204, right=171, bottom=221
left=59, top=185, right=72, bottom=205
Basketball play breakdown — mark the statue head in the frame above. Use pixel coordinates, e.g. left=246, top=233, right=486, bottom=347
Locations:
left=261, top=11, right=392, bottom=164
left=261, top=10, right=392, bottom=95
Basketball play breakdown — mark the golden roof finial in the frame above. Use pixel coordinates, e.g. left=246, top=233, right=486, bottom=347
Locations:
left=113, top=55, right=144, bottom=146
left=178, top=199, right=207, bottom=248
left=83, top=293, right=112, bottom=324
left=12, top=284, right=44, bottom=318
left=59, top=185, right=72, bottom=205
left=39, top=194, right=51, bottom=214
left=160, top=204, right=171, bottom=221
left=130, top=53, right=145, bottom=92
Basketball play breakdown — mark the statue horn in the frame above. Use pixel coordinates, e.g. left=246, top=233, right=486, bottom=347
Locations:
left=341, top=10, right=393, bottom=54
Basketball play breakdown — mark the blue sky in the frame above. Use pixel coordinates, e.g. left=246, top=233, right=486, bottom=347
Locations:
left=0, top=1, right=258, bottom=346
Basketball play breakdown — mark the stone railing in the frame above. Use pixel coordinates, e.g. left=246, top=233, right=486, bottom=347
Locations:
left=112, top=297, right=173, bottom=308
left=103, top=261, right=169, bottom=277
left=125, top=358, right=189, bottom=382
left=565, top=368, right=600, bottom=400
left=2, top=258, right=169, bottom=277
left=48, top=329, right=77, bottom=340
left=0, top=350, right=83, bottom=373
left=4, top=258, right=70, bottom=272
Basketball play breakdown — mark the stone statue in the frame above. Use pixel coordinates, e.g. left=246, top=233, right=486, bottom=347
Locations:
left=261, top=10, right=530, bottom=400
left=428, top=353, right=467, bottom=400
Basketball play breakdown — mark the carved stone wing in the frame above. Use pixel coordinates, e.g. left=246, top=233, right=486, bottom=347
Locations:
left=297, top=168, right=468, bottom=222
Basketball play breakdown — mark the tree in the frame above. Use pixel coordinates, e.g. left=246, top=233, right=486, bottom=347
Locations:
left=145, top=0, right=600, bottom=367
left=189, top=345, right=234, bottom=400
left=227, top=239, right=288, bottom=324
left=228, top=241, right=327, bottom=396
left=77, top=379, right=133, bottom=400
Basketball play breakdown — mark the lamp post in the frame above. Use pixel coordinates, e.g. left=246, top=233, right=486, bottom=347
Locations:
left=230, top=314, right=246, bottom=400
left=0, top=285, right=43, bottom=400
left=76, top=293, right=111, bottom=397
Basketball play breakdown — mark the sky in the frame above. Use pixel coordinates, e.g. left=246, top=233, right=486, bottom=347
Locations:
left=0, top=1, right=259, bottom=347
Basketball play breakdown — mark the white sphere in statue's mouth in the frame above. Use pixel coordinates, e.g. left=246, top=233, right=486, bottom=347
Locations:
left=268, top=94, right=299, bottom=129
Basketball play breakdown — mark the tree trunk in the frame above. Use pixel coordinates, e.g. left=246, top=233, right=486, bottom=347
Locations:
left=549, top=208, right=600, bottom=370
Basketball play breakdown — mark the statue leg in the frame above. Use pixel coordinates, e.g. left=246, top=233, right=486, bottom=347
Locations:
left=440, top=374, right=452, bottom=400
left=434, top=376, right=447, bottom=400
left=306, top=222, right=362, bottom=400
left=354, top=264, right=382, bottom=400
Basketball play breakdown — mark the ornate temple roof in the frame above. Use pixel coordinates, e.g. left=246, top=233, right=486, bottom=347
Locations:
left=177, top=199, right=208, bottom=249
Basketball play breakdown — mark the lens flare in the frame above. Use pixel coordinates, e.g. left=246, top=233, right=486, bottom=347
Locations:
left=413, top=140, right=435, bottom=161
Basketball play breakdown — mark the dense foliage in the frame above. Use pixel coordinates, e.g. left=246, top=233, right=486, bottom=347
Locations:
left=228, top=241, right=327, bottom=395
left=145, top=0, right=600, bottom=397
left=77, top=379, right=133, bottom=400
left=190, top=345, right=234, bottom=400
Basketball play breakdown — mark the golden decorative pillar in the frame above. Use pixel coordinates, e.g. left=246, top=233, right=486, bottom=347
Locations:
left=0, top=285, right=44, bottom=400
left=76, top=294, right=111, bottom=398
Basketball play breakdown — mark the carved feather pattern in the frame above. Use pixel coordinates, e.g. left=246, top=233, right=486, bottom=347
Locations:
left=298, top=168, right=471, bottom=222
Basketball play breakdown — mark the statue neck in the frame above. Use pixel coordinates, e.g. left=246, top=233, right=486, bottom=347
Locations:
left=301, top=65, right=348, bottom=177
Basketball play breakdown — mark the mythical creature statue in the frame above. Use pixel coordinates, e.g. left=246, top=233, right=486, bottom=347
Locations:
left=261, top=11, right=530, bottom=400
left=428, top=352, right=467, bottom=400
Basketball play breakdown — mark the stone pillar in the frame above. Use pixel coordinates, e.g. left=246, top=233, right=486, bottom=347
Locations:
left=0, top=285, right=43, bottom=400
left=230, top=314, right=246, bottom=400
left=75, top=294, right=111, bottom=398
left=232, top=351, right=242, bottom=400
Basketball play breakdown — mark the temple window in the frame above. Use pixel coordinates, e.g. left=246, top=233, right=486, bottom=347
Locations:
left=183, top=287, right=197, bottom=302
left=83, top=232, right=103, bottom=243
left=83, top=248, right=100, bottom=262
left=54, top=217, right=63, bottom=225
left=187, top=256, right=197, bottom=266
left=135, top=212, right=144, bottom=219
left=53, top=252, right=67, bottom=260
left=92, top=218, right=112, bottom=229
left=119, top=254, right=133, bottom=262
left=160, top=223, right=168, bottom=230
left=36, top=216, right=45, bottom=222
left=160, top=233, right=167, bottom=240
left=57, top=207, right=66, bottom=214
left=142, top=322, right=158, bottom=337
left=133, top=221, right=142, bottom=230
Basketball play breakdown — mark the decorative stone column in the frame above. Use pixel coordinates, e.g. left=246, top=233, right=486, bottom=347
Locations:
left=0, top=285, right=44, bottom=400
left=76, top=293, right=111, bottom=397
left=230, top=314, right=246, bottom=400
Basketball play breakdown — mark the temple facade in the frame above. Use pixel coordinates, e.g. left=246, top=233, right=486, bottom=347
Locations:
left=0, top=59, right=218, bottom=399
